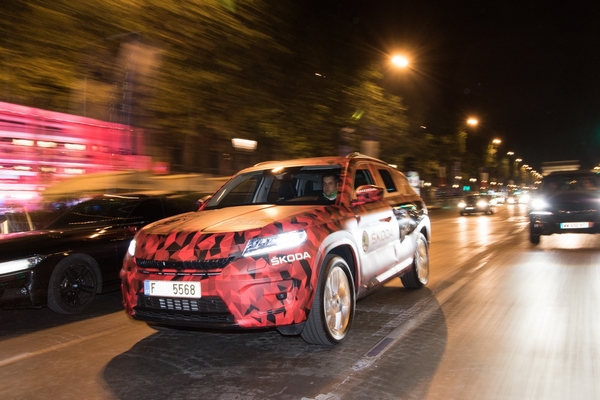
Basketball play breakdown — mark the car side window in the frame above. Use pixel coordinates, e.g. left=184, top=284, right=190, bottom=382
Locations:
left=395, top=172, right=418, bottom=196
left=129, top=199, right=164, bottom=223
left=354, top=169, right=374, bottom=189
left=164, top=198, right=195, bottom=216
left=377, top=169, right=397, bottom=193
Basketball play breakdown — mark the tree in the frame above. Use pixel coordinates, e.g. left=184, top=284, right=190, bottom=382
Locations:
left=0, top=0, right=457, bottom=174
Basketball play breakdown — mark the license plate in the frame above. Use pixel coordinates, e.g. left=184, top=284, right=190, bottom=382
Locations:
left=144, top=280, right=201, bottom=298
left=560, top=222, right=591, bottom=229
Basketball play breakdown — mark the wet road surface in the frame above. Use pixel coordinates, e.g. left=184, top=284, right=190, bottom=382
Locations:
left=1, top=204, right=599, bottom=399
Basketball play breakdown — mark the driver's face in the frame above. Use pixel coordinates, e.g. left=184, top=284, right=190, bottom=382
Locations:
left=323, top=176, right=337, bottom=196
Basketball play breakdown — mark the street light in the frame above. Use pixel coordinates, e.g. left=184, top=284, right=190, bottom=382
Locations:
left=467, top=118, right=478, bottom=126
left=391, top=55, right=409, bottom=68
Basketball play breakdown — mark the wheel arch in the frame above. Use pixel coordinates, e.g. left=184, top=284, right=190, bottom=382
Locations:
left=417, top=217, right=431, bottom=244
left=326, top=245, right=357, bottom=287
left=304, top=231, right=360, bottom=310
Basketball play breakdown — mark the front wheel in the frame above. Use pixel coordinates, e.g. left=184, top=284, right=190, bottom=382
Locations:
left=401, top=233, right=430, bottom=289
left=529, top=231, right=541, bottom=244
left=47, top=256, right=99, bottom=314
left=301, top=255, right=355, bottom=345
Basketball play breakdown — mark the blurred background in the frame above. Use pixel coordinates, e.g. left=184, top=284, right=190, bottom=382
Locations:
left=0, top=0, right=543, bottom=217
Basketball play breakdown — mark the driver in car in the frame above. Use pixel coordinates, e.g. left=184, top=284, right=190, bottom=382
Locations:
left=322, top=174, right=339, bottom=202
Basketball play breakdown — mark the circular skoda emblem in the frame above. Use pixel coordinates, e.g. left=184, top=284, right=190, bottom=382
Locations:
left=362, top=231, right=369, bottom=252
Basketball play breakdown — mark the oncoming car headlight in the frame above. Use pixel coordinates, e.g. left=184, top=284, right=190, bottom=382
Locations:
left=0, top=256, right=45, bottom=275
left=243, top=230, right=307, bottom=257
left=530, top=198, right=549, bottom=210
left=477, top=200, right=488, bottom=207
left=458, top=201, right=466, bottom=208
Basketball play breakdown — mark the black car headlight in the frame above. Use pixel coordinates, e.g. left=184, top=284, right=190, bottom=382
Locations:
left=529, top=197, right=552, bottom=215
left=127, top=239, right=136, bottom=257
left=0, top=256, right=45, bottom=275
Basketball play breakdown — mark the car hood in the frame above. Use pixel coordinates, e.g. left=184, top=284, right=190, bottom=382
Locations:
left=142, top=204, right=325, bottom=234
left=134, top=204, right=340, bottom=261
left=544, top=191, right=600, bottom=209
left=0, top=224, right=129, bottom=261
left=0, top=230, right=66, bottom=261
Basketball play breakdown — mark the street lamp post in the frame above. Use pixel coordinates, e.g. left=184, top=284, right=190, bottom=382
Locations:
left=515, top=158, right=522, bottom=185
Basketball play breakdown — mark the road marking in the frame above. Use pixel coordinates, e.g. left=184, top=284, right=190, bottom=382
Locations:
left=351, top=275, right=471, bottom=371
left=304, top=274, right=475, bottom=399
left=0, top=325, right=125, bottom=368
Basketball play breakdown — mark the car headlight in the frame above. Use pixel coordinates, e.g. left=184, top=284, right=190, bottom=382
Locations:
left=477, top=200, right=488, bottom=207
left=0, top=256, right=45, bottom=275
left=243, top=230, right=307, bottom=257
left=530, top=198, right=549, bottom=210
left=127, top=239, right=136, bottom=257
left=458, top=201, right=466, bottom=208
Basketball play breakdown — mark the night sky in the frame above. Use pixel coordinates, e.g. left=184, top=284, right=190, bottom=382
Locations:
left=324, top=1, right=600, bottom=170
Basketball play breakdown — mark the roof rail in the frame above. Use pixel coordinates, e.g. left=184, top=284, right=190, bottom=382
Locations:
left=346, top=152, right=362, bottom=158
left=345, top=152, right=386, bottom=163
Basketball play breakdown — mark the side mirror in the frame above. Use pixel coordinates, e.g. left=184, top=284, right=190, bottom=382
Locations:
left=352, top=185, right=385, bottom=206
left=197, top=195, right=212, bottom=211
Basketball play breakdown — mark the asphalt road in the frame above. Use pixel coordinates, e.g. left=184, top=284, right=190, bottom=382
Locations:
left=1, top=204, right=599, bottom=400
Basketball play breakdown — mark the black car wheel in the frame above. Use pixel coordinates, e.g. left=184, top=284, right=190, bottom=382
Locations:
left=301, top=255, right=355, bottom=345
left=401, top=232, right=430, bottom=289
left=529, top=230, right=541, bottom=244
left=48, top=256, right=99, bottom=314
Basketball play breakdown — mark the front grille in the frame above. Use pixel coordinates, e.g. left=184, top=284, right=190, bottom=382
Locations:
left=134, top=295, right=236, bottom=327
left=134, top=309, right=235, bottom=325
left=558, top=209, right=597, bottom=214
left=136, top=257, right=234, bottom=273
left=137, top=295, right=229, bottom=313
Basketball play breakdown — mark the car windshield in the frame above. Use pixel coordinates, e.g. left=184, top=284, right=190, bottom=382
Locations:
left=46, top=196, right=142, bottom=228
left=466, top=195, right=486, bottom=201
left=204, top=165, right=343, bottom=209
left=542, top=173, right=600, bottom=193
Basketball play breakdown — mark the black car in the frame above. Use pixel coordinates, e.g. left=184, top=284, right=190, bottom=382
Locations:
left=0, top=193, right=197, bottom=313
left=529, top=170, right=600, bottom=244
left=458, top=194, right=496, bottom=215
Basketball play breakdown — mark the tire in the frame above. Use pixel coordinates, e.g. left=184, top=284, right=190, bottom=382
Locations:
left=47, top=256, right=99, bottom=314
left=301, top=255, right=355, bottom=345
left=401, top=233, right=430, bottom=289
left=529, top=231, right=541, bottom=244
left=148, top=324, right=183, bottom=332
left=459, top=211, right=465, bottom=216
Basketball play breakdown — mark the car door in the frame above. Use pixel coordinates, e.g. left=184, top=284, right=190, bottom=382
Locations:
left=377, top=167, right=422, bottom=266
left=350, top=162, right=400, bottom=288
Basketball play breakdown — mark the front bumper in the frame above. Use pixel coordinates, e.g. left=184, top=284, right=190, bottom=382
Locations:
left=121, top=255, right=314, bottom=330
left=529, top=211, right=600, bottom=236
left=461, top=205, right=491, bottom=213
left=0, top=270, right=45, bottom=308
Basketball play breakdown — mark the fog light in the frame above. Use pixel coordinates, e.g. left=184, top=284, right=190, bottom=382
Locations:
left=20, top=287, right=28, bottom=295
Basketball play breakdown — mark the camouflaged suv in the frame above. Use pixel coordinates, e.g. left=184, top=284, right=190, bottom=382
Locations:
left=121, top=153, right=431, bottom=345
